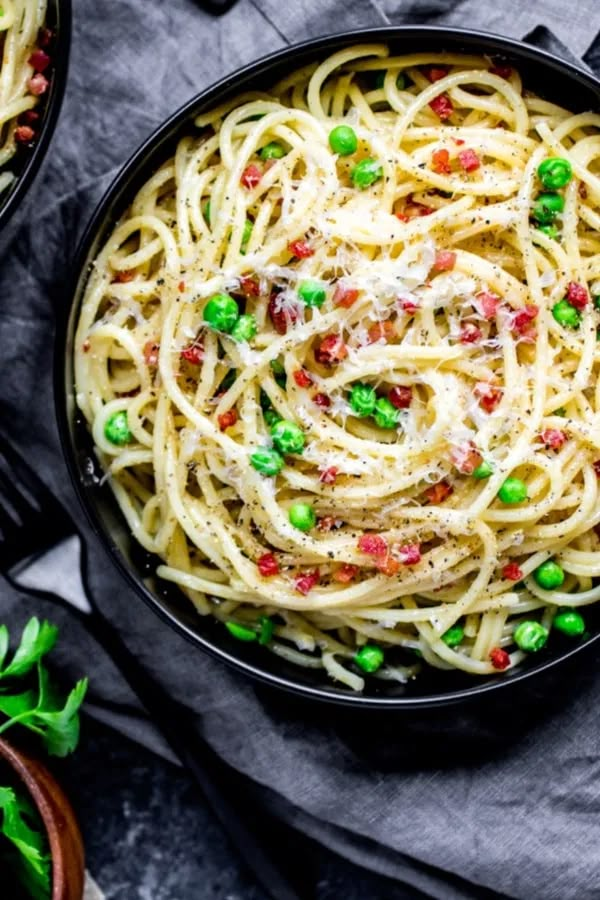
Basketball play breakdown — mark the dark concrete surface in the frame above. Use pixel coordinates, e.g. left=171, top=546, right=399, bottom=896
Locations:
left=59, top=716, right=423, bottom=900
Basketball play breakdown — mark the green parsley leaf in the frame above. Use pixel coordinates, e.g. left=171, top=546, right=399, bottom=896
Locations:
left=0, top=689, right=39, bottom=727
left=0, top=620, right=88, bottom=756
left=0, top=665, right=87, bottom=757
left=0, top=786, right=51, bottom=900
left=34, top=676, right=88, bottom=758
left=36, top=663, right=62, bottom=714
left=0, top=619, right=58, bottom=680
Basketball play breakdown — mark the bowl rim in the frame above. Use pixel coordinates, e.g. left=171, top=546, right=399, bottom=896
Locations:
left=56, top=24, right=600, bottom=709
left=0, top=0, right=72, bottom=232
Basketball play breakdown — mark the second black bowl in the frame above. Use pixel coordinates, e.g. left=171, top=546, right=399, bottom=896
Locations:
left=0, top=0, right=71, bottom=232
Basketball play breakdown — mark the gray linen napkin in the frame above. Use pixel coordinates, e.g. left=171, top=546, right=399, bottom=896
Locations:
left=2, top=2, right=600, bottom=899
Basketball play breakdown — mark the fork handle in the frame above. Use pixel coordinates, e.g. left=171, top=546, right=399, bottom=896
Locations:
left=76, top=606, right=315, bottom=900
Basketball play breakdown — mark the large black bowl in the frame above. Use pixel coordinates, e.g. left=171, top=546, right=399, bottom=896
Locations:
left=57, top=26, right=600, bottom=709
left=0, top=0, right=71, bottom=231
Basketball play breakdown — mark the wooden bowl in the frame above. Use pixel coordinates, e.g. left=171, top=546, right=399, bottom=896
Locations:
left=0, top=737, right=85, bottom=900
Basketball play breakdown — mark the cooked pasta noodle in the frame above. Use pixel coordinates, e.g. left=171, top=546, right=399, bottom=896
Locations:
left=0, top=0, right=49, bottom=196
left=74, top=45, right=600, bottom=690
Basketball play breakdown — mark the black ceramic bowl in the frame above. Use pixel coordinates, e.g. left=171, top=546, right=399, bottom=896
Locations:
left=57, top=26, right=600, bottom=709
left=0, top=0, right=71, bottom=231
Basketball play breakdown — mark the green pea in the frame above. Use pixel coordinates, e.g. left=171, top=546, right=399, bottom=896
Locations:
left=298, top=280, right=327, bottom=307
left=513, top=620, right=548, bottom=652
left=472, top=460, right=493, bottom=479
left=533, top=559, right=565, bottom=590
left=350, top=158, right=383, bottom=189
left=263, top=409, right=281, bottom=428
left=230, top=313, right=257, bottom=344
left=240, top=219, right=253, bottom=254
left=288, top=502, right=316, bottom=532
left=269, top=362, right=286, bottom=386
left=202, top=200, right=211, bottom=224
left=203, top=293, right=239, bottom=333
left=552, top=299, right=581, bottom=329
left=349, top=383, right=376, bottom=417
left=497, top=477, right=528, bottom=504
left=329, top=125, right=358, bottom=156
left=260, top=141, right=286, bottom=160
left=535, top=223, right=559, bottom=240
left=553, top=608, right=585, bottom=637
left=225, top=621, right=257, bottom=642
left=104, top=410, right=132, bottom=446
left=250, top=447, right=284, bottom=476
left=258, top=615, right=275, bottom=645
left=269, top=358, right=285, bottom=376
left=354, top=644, right=384, bottom=673
left=372, top=71, right=406, bottom=91
left=271, top=419, right=305, bottom=455
left=270, top=360, right=286, bottom=388
left=442, top=623, right=464, bottom=647
left=373, top=397, right=401, bottom=429
left=537, top=157, right=572, bottom=190
left=531, top=192, right=564, bottom=224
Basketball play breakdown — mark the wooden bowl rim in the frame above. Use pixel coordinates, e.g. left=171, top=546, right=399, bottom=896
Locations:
left=0, top=735, right=85, bottom=900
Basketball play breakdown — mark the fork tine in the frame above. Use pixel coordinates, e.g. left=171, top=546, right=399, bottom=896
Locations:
left=0, top=449, right=42, bottom=527
left=0, top=436, right=73, bottom=566
left=0, top=483, right=21, bottom=536
left=0, top=435, right=68, bottom=519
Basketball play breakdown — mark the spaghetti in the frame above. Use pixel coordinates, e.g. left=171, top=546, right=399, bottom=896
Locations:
left=75, top=45, right=600, bottom=690
left=0, top=0, right=50, bottom=197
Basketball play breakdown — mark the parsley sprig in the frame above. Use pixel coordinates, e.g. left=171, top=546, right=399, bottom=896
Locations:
left=0, top=617, right=88, bottom=898
left=0, top=618, right=87, bottom=756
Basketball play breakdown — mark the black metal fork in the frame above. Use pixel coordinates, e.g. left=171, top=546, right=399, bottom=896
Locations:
left=0, top=435, right=315, bottom=900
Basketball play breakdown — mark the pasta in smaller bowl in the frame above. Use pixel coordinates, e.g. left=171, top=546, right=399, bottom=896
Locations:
left=0, top=0, right=70, bottom=229
left=61, top=27, right=600, bottom=707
